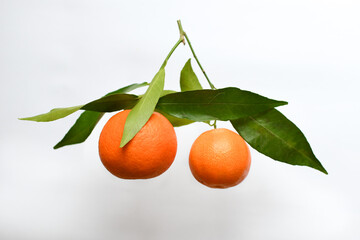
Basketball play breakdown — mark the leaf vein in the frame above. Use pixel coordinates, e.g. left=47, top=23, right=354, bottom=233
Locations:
left=248, top=116, right=314, bottom=164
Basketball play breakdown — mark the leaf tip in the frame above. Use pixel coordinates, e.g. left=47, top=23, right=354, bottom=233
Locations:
left=318, top=166, right=328, bottom=175
left=313, top=158, right=328, bottom=175
left=53, top=141, right=66, bottom=149
left=311, top=160, right=328, bottom=175
left=53, top=144, right=61, bottom=150
left=119, top=135, right=128, bottom=148
left=18, top=117, right=33, bottom=121
left=119, top=141, right=126, bottom=148
left=279, top=101, right=288, bottom=106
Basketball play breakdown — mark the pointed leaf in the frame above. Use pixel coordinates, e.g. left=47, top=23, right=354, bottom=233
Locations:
left=178, top=61, right=209, bottom=125
left=19, top=105, right=83, bottom=122
left=82, top=90, right=174, bottom=113
left=54, top=111, right=104, bottom=149
left=81, top=94, right=138, bottom=112
left=106, top=82, right=148, bottom=96
left=231, top=109, right=327, bottom=174
left=84, top=89, right=194, bottom=127
left=180, top=59, right=202, bottom=92
left=157, top=87, right=287, bottom=121
left=19, top=82, right=148, bottom=122
left=120, top=68, right=165, bottom=147
left=54, top=82, right=148, bottom=149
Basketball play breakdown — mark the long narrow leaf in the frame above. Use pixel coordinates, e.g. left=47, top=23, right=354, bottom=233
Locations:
left=231, top=109, right=327, bottom=174
left=19, top=105, right=83, bottom=122
left=157, top=87, right=287, bottom=121
left=19, top=82, right=148, bottom=122
left=82, top=94, right=138, bottom=112
left=54, top=111, right=104, bottom=149
left=120, top=69, right=165, bottom=147
left=75, top=89, right=193, bottom=128
left=54, top=82, right=148, bottom=149
left=106, top=82, right=148, bottom=96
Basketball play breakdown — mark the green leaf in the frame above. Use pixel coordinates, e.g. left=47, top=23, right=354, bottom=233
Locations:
left=54, top=111, right=104, bottom=149
left=156, top=89, right=194, bottom=127
left=179, top=58, right=208, bottom=125
left=81, top=89, right=193, bottom=128
left=155, top=109, right=194, bottom=127
left=119, top=89, right=193, bottom=127
left=81, top=94, right=138, bottom=112
left=231, top=109, right=327, bottom=174
left=120, top=68, right=165, bottom=147
left=19, top=105, right=83, bottom=122
left=156, top=87, right=288, bottom=121
left=54, top=82, right=148, bottom=149
left=19, top=82, right=148, bottom=122
left=180, top=59, right=202, bottom=92
left=106, top=82, right=148, bottom=96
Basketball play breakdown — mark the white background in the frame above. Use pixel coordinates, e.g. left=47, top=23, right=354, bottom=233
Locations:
left=1, top=0, right=360, bottom=239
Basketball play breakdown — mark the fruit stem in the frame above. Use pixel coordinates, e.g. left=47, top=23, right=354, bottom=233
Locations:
left=160, top=20, right=187, bottom=69
left=161, top=20, right=217, bottom=92
left=209, top=120, right=217, bottom=129
left=177, top=20, right=186, bottom=45
left=160, top=38, right=183, bottom=69
left=178, top=20, right=218, bottom=129
left=183, top=33, right=216, bottom=90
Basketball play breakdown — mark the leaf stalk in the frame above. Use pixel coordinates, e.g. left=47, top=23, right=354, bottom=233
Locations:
left=183, top=32, right=216, bottom=90
left=160, top=38, right=183, bottom=69
left=162, top=20, right=217, bottom=91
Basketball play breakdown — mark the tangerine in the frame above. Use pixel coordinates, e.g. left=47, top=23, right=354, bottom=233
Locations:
left=99, top=110, right=177, bottom=179
left=189, top=128, right=251, bottom=188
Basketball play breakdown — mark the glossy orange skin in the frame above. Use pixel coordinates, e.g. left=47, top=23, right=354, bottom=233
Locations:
left=189, top=128, right=251, bottom=188
left=99, top=110, right=177, bottom=179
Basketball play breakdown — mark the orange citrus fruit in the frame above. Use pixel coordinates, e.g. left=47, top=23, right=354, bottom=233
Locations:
left=98, top=110, right=177, bottom=179
left=189, top=128, right=251, bottom=188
